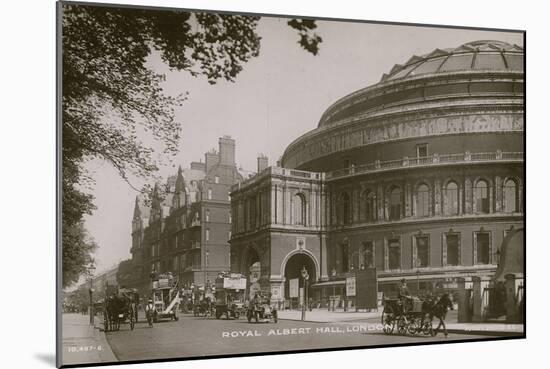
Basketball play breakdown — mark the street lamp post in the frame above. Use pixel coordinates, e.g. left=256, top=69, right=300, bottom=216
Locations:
left=301, top=266, right=309, bottom=321
left=414, top=258, right=421, bottom=294
left=87, top=264, right=96, bottom=325
left=330, top=268, right=337, bottom=312
left=204, top=250, right=209, bottom=287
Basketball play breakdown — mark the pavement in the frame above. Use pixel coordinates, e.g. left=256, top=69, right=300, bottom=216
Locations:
left=277, top=308, right=524, bottom=336
left=60, top=313, right=117, bottom=366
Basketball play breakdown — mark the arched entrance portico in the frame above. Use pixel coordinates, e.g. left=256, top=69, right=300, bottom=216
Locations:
left=241, top=246, right=261, bottom=298
left=282, top=251, right=318, bottom=302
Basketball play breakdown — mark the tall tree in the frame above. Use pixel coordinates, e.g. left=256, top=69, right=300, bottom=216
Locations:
left=61, top=3, right=321, bottom=287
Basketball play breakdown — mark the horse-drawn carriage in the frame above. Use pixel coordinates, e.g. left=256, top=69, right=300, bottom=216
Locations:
left=381, top=293, right=453, bottom=336
left=192, top=288, right=215, bottom=317
left=246, top=293, right=278, bottom=323
left=103, top=287, right=139, bottom=332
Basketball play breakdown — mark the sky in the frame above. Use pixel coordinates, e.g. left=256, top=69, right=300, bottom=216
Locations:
left=82, top=14, right=523, bottom=274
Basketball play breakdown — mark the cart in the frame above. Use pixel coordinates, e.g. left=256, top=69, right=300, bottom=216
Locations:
left=246, top=292, right=278, bottom=323
left=103, top=287, right=138, bottom=332
left=381, top=295, right=433, bottom=336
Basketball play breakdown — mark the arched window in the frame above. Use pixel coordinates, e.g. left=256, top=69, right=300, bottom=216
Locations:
left=339, top=193, right=351, bottom=224
left=416, top=184, right=430, bottom=217
left=293, top=193, right=306, bottom=225
left=361, top=190, right=377, bottom=222
left=504, top=179, right=518, bottom=213
left=389, top=187, right=402, bottom=220
left=474, top=180, right=490, bottom=213
left=444, top=181, right=459, bottom=216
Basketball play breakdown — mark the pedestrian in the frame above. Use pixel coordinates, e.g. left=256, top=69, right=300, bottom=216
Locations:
left=398, top=278, right=413, bottom=312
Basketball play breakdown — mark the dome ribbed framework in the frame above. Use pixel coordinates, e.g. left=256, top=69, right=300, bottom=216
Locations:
left=380, top=40, right=523, bottom=82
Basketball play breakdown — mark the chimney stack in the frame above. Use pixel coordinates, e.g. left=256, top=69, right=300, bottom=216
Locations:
left=205, top=149, right=219, bottom=173
left=219, top=135, right=235, bottom=166
left=190, top=161, right=206, bottom=172
left=257, top=154, right=268, bottom=173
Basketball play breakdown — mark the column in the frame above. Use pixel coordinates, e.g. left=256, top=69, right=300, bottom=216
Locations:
left=286, top=186, right=292, bottom=225
left=433, top=178, right=442, bottom=216
left=456, top=277, right=472, bottom=323
left=464, top=177, right=473, bottom=214
left=505, top=274, right=524, bottom=323
left=254, top=189, right=263, bottom=228
left=472, top=276, right=490, bottom=322
left=352, top=189, right=360, bottom=222
left=320, top=233, right=329, bottom=281
left=458, top=177, right=463, bottom=215
left=269, top=278, right=285, bottom=308
left=494, top=176, right=503, bottom=213
left=405, top=181, right=413, bottom=217
left=471, top=276, right=483, bottom=322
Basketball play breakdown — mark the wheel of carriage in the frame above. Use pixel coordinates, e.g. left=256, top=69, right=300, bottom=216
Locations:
left=396, top=316, right=408, bottom=336
left=130, top=313, right=135, bottom=330
left=381, top=307, right=395, bottom=335
left=103, top=314, right=109, bottom=332
left=407, top=318, right=420, bottom=336
left=422, top=317, right=434, bottom=336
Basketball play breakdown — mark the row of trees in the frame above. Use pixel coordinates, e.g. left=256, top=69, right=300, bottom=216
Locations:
left=61, top=3, right=321, bottom=287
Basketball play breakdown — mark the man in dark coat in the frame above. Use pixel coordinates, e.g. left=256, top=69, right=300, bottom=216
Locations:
left=398, top=279, right=412, bottom=312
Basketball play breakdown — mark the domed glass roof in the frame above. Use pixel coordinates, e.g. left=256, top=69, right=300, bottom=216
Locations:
left=380, top=40, right=523, bottom=82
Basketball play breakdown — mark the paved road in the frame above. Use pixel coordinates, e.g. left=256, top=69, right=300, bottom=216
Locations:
left=105, top=312, right=494, bottom=362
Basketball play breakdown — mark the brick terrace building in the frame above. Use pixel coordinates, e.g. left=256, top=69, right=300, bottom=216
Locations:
left=128, top=136, right=243, bottom=296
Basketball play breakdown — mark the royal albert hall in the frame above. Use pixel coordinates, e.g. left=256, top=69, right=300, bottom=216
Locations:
left=230, top=40, right=524, bottom=306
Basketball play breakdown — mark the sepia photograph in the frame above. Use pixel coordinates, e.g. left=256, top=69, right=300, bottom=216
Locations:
left=56, top=1, right=525, bottom=367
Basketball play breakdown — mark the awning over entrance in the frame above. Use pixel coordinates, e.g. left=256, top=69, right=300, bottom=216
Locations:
left=311, top=280, right=345, bottom=288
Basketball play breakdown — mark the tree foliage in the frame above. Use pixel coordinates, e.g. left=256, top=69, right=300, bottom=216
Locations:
left=61, top=3, right=321, bottom=287
left=62, top=221, right=97, bottom=287
left=287, top=19, right=323, bottom=55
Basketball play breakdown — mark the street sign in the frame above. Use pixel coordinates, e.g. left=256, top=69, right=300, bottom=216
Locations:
left=222, top=277, right=247, bottom=289
left=346, top=276, right=356, bottom=297
left=289, top=278, right=299, bottom=298
left=271, top=285, right=282, bottom=300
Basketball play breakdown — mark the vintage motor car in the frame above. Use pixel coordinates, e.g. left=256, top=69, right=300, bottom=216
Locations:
left=246, top=293, right=278, bottom=323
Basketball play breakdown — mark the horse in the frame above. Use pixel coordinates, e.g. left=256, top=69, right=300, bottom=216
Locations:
left=422, top=293, right=454, bottom=337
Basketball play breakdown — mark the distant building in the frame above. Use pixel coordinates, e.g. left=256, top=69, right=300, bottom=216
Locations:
left=230, top=41, right=524, bottom=306
left=128, top=136, right=243, bottom=296
left=70, top=265, right=118, bottom=304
